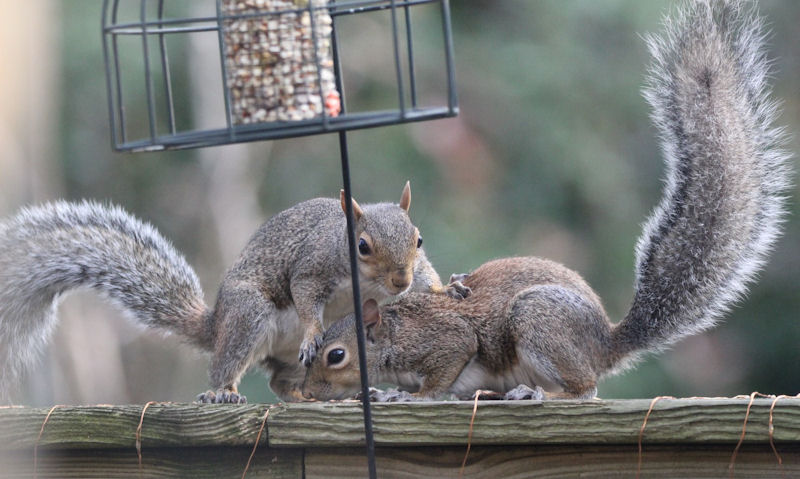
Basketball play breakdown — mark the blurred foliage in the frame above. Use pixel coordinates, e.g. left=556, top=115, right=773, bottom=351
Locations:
left=4, top=0, right=798, bottom=405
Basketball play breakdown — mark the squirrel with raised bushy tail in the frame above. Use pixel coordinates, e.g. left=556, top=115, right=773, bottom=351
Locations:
left=0, top=182, right=468, bottom=404
left=301, top=0, right=793, bottom=402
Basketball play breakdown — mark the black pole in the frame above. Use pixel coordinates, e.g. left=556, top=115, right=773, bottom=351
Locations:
left=338, top=130, right=378, bottom=479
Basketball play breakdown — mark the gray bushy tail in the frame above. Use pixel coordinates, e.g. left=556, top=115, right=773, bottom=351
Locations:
left=0, top=201, right=211, bottom=401
left=612, top=0, right=791, bottom=358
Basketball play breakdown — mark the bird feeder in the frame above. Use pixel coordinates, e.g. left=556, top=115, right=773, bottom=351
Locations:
left=102, top=0, right=457, bottom=152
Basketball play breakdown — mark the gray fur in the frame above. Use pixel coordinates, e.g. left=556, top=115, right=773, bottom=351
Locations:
left=0, top=200, right=207, bottom=402
left=614, top=0, right=791, bottom=355
left=0, top=187, right=448, bottom=403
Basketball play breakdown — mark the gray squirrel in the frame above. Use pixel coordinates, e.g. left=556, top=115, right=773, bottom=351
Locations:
left=0, top=182, right=469, bottom=404
left=301, top=0, right=792, bottom=402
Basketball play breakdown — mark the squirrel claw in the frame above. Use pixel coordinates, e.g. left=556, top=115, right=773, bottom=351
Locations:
left=359, top=387, right=418, bottom=402
left=445, top=280, right=471, bottom=300
left=196, top=389, right=247, bottom=404
left=299, top=334, right=323, bottom=367
left=504, top=384, right=544, bottom=401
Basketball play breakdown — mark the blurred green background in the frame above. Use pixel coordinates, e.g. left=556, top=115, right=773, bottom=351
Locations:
left=1, top=0, right=797, bottom=406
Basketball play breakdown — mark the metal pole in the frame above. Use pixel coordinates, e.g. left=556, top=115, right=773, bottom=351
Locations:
left=338, top=129, right=378, bottom=479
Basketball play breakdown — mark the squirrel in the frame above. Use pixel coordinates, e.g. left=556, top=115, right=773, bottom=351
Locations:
left=301, top=0, right=793, bottom=402
left=0, top=182, right=469, bottom=404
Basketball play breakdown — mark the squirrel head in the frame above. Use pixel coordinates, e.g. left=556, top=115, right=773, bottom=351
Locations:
left=341, top=181, right=423, bottom=296
left=302, top=299, right=386, bottom=400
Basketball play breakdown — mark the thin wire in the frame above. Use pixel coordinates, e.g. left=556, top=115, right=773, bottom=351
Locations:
left=140, top=0, right=158, bottom=142
left=101, top=0, right=118, bottom=149
left=728, top=392, right=761, bottom=479
left=636, top=396, right=674, bottom=479
left=440, top=0, right=457, bottom=114
left=460, top=391, right=490, bottom=478
left=215, top=0, right=235, bottom=138
left=389, top=0, right=407, bottom=117
left=136, top=401, right=158, bottom=477
left=110, top=0, right=127, bottom=144
left=403, top=3, right=417, bottom=108
left=242, top=406, right=272, bottom=479
left=33, top=405, right=63, bottom=479
left=157, top=0, right=176, bottom=135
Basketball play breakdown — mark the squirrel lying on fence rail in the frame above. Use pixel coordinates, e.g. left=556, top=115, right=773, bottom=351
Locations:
left=300, top=0, right=793, bottom=402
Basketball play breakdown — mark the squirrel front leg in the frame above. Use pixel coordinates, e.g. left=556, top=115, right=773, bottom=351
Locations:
left=291, top=281, right=327, bottom=367
left=412, top=251, right=471, bottom=299
left=414, top=346, right=476, bottom=400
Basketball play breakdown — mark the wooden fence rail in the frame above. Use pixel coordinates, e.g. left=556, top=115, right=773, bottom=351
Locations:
left=1, top=397, right=798, bottom=477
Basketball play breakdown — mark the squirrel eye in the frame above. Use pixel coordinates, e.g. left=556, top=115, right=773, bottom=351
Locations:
left=358, top=238, right=371, bottom=255
left=327, top=348, right=346, bottom=365
left=416, top=235, right=423, bottom=248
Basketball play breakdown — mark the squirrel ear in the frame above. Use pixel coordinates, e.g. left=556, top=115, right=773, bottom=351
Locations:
left=340, top=189, right=364, bottom=221
left=362, top=299, right=382, bottom=342
left=362, top=299, right=381, bottom=327
left=399, top=181, right=411, bottom=212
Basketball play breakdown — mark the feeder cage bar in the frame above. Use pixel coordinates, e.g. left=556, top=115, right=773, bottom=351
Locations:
left=404, top=4, right=417, bottom=108
left=157, top=0, right=177, bottom=135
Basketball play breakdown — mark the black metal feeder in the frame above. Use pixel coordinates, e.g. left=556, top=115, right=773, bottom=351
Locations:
left=102, top=0, right=457, bottom=152
left=102, top=1, right=457, bottom=476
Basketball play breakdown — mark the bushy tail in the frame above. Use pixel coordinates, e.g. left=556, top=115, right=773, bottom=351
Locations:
left=612, top=0, right=791, bottom=359
left=0, top=201, right=211, bottom=401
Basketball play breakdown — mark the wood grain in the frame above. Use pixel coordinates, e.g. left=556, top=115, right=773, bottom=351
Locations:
left=1, top=398, right=799, bottom=478
left=1, top=398, right=798, bottom=449
left=267, top=397, right=800, bottom=447
left=0, top=403, right=272, bottom=450
left=0, top=446, right=302, bottom=479
left=305, top=444, right=800, bottom=479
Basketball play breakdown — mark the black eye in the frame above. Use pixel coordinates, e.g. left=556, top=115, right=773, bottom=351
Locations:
left=417, top=235, right=423, bottom=248
left=328, top=348, right=346, bottom=365
left=358, top=238, right=371, bottom=255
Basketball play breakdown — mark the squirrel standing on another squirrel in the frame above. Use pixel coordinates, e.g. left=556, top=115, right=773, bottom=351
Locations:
left=0, top=182, right=468, bottom=404
left=301, top=0, right=792, bottom=402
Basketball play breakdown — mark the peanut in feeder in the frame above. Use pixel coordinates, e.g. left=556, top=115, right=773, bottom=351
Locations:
left=221, top=0, right=341, bottom=124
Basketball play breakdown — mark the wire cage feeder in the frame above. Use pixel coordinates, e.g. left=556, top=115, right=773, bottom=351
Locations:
left=102, top=0, right=457, bottom=152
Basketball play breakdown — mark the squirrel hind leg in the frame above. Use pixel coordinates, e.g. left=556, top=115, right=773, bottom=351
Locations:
left=501, top=384, right=598, bottom=401
left=208, top=285, right=283, bottom=400
left=509, top=285, right=608, bottom=399
left=196, top=388, right=247, bottom=404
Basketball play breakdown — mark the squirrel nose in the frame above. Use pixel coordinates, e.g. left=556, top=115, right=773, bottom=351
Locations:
left=391, top=277, right=410, bottom=289
left=390, top=270, right=411, bottom=290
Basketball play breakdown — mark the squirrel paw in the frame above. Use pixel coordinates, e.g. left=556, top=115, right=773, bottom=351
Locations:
left=503, top=384, right=545, bottom=401
left=445, top=280, right=472, bottom=300
left=449, top=273, right=470, bottom=284
left=196, top=389, right=248, bottom=404
left=299, top=333, right=324, bottom=367
left=359, top=387, right=418, bottom=402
